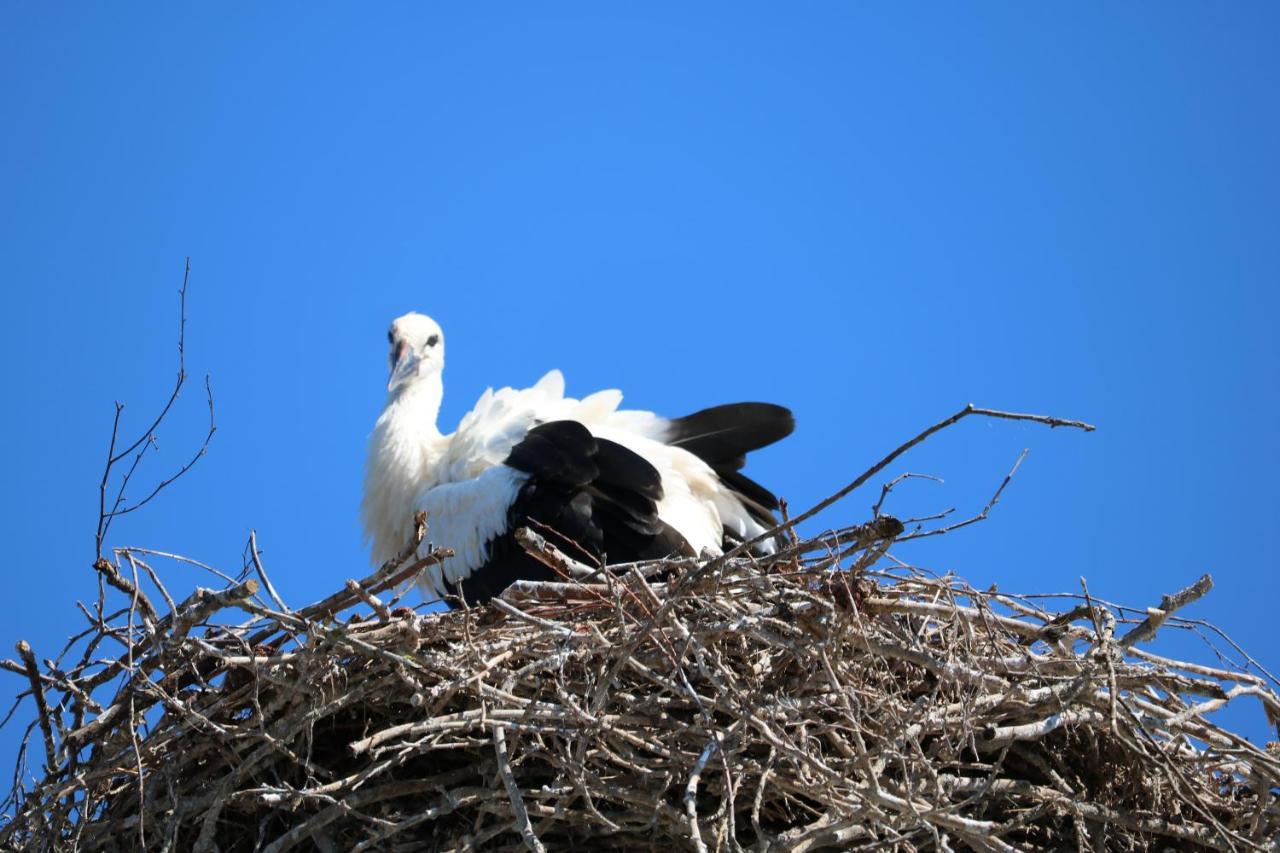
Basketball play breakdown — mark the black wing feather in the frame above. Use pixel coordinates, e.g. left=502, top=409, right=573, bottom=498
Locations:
left=452, top=421, right=691, bottom=607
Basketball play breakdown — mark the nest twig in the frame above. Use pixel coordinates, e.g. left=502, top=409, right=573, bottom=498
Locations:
left=2, top=507, right=1278, bottom=852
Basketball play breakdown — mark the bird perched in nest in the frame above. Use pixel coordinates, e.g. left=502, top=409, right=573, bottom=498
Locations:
left=362, top=312, right=794, bottom=606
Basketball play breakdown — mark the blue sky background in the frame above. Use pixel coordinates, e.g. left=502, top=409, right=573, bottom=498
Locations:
left=2, top=4, right=1278, bottom=785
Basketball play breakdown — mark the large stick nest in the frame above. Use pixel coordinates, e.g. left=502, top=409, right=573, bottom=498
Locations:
left=3, top=508, right=1279, bottom=853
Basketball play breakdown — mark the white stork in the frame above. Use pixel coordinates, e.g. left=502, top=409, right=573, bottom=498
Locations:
left=362, top=312, right=794, bottom=605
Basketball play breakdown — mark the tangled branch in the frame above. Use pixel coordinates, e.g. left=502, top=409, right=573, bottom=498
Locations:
left=3, top=502, right=1276, bottom=850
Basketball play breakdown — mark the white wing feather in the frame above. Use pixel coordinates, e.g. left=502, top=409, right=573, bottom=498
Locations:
left=416, top=466, right=528, bottom=601
left=440, top=370, right=662, bottom=483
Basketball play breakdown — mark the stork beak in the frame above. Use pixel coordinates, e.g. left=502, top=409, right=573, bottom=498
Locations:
left=387, top=342, right=416, bottom=391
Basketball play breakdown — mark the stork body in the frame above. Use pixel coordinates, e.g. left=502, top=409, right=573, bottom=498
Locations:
left=362, top=313, right=793, bottom=605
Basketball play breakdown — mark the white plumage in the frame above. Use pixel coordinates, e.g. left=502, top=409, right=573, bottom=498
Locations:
left=362, top=312, right=793, bottom=605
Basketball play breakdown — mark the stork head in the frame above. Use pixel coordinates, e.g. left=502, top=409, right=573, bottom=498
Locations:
left=386, top=312, right=445, bottom=393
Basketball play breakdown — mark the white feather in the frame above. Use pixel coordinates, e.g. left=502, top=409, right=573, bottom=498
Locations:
left=415, top=466, right=528, bottom=601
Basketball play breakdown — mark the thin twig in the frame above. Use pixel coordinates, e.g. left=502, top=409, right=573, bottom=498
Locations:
left=95, top=259, right=216, bottom=557
left=897, top=448, right=1029, bottom=542
left=248, top=531, right=289, bottom=612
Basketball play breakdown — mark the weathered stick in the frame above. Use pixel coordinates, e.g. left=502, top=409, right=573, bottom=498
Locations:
left=1119, top=573, right=1214, bottom=649
left=493, top=724, right=547, bottom=853
left=15, top=641, right=57, bottom=773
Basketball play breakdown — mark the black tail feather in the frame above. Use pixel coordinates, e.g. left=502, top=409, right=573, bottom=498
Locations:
left=666, top=403, right=793, bottom=514
left=666, top=403, right=794, bottom=469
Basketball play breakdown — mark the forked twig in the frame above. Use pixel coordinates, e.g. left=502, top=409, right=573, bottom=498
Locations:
left=94, top=259, right=216, bottom=559
left=897, top=448, right=1030, bottom=542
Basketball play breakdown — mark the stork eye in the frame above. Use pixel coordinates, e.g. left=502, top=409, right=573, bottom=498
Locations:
left=426, top=334, right=440, bottom=347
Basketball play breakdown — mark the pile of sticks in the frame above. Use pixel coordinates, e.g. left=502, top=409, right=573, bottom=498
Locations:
left=3, top=504, right=1278, bottom=852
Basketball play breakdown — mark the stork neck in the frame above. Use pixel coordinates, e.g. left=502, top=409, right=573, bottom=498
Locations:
left=388, top=373, right=444, bottom=441
left=364, top=371, right=447, bottom=567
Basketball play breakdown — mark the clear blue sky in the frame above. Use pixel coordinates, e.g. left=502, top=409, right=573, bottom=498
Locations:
left=2, top=4, right=1277, bottom=784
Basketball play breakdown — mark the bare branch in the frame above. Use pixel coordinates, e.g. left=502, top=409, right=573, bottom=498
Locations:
left=871, top=472, right=944, bottom=518
left=14, top=642, right=56, bottom=775
left=248, top=531, right=290, bottom=613
left=897, top=448, right=1029, bottom=542
left=94, top=259, right=216, bottom=559
left=1119, top=574, right=1215, bottom=649
left=649, top=405, right=1093, bottom=637
left=345, top=579, right=392, bottom=622
left=102, top=374, right=216, bottom=522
